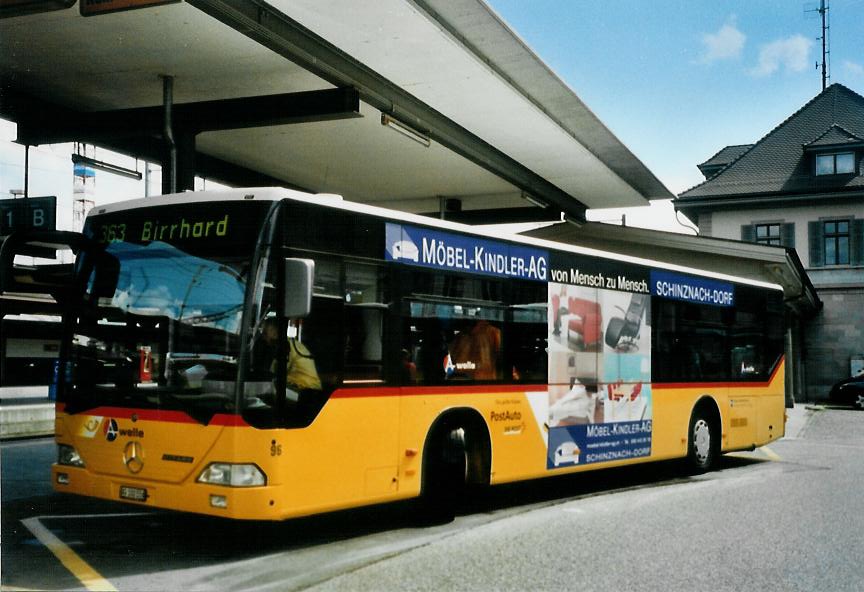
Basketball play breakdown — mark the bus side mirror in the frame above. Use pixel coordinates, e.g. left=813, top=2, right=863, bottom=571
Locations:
left=0, top=230, right=86, bottom=298
left=84, top=251, right=120, bottom=301
left=284, top=258, right=314, bottom=318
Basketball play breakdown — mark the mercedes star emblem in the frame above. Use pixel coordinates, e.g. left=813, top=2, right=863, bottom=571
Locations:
left=123, top=441, right=145, bottom=474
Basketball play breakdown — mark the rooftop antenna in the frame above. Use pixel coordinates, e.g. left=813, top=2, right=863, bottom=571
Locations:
left=806, top=0, right=830, bottom=90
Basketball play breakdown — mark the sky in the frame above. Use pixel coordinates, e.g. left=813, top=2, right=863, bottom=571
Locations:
left=488, top=0, right=864, bottom=230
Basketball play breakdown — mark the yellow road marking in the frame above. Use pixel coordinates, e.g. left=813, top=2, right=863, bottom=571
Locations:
left=21, top=517, right=117, bottom=592
left=727, top=445, right=782, bottom=462
left=759, top=445, right=782, bottom=462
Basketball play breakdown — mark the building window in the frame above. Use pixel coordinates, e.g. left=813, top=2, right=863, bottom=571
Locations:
left=755, top=223, right=781, bottom=246
left=815, top=152, right=856, bottom=175
left=824, top=220, right=850, bottom=265
left=809, top=219, right=864, bottom=268
left=741, top=222, right=794, bottom=247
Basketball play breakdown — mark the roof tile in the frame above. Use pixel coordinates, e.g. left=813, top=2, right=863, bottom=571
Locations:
left=678, top=84, right=864, bottom=199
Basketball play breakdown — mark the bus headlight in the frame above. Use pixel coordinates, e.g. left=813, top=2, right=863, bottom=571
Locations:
left=57, top=444, right=85, bottom=468
left=197, top=463, right=266, bottom=487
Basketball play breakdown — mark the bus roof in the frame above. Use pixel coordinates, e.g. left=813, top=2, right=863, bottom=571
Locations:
left=89, top=187, right=783, bottom=292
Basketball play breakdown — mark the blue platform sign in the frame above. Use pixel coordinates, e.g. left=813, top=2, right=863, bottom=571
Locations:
left=385, top=223, right=548, bottom=282
left=651, top=269, right=734, bottom=307
left=0, top=195, right=57, bottom=235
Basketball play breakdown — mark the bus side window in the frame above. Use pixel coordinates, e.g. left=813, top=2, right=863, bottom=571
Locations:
left=507, top=279, right=548, bottom=382
left=449, top=316, right=503, bottom=381
left=402, top=272, right=506, bottom=385
left=302, top=258, right=344, bottom=389
left=730, top=287, right=785, bottom=380
left=650, top=301, right=671, bottom=381
left=403, top=299, right=505, bottom=384
left=344, top=263, right=388, bottom=383
left=652, top=300, right=710, bottom=383
left=406, top=312, right=448, bottom=385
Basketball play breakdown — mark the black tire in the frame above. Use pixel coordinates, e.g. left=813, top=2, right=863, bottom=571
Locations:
left=686, top=409, right=719, bottom=473
left=419, top=427, right=467, bottom=524
left=604, top=316, right=625, bottom=349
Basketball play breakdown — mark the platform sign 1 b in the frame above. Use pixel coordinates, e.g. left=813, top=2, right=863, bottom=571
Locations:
left=1, top=196, right=57, bottom=235
left=1, top=196, right=58, bottom=258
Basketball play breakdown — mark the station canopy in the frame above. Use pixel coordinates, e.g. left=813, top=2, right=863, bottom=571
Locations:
left=0, top=0, right=672, bottom=223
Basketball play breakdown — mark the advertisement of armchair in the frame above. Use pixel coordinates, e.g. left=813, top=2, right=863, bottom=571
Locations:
left=546, top=281, right=652, bottom=469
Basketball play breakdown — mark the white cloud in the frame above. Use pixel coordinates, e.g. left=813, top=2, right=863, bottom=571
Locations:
left=750, top=35, right=813, bottom=77
left=699, top=19, right=746, bottom=63
left=843, top=60, right=864, bottom=77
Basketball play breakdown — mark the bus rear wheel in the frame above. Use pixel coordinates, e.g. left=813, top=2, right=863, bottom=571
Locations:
left=686, top=409, right=718, bottom=473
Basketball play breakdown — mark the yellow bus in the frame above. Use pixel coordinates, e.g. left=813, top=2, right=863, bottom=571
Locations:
left=1, top=187, right=786, bottom=521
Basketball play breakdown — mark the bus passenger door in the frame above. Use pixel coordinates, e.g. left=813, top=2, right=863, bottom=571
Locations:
left=345, top=263, right=400, bottom=498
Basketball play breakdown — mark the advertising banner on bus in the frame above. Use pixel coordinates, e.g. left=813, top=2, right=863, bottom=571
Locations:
left=385, top=223, right=549, bottom=282
left=545, top=280, right=653, bottom=468
left=385, top=222, right=656, bottom=469
left=650, top=269, right=735, bottom=307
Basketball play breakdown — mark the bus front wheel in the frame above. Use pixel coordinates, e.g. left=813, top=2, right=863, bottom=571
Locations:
left=419, top=426, right=467, bottom=524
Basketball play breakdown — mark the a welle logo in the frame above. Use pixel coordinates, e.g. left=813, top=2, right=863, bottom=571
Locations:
left=103, top=418, right=144, bottom=442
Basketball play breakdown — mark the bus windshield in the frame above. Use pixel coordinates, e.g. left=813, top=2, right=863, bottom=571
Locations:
left=62, top=200, right=274, bottom=424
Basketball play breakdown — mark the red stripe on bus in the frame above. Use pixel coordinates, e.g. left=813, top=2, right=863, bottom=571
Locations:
left=54, top=357, right=783, bottom=425
left=54, top=405, right=247, bottom=427
left=330, top=384, right=548, bottom=398
left=653, top=356, right=784, bottom=390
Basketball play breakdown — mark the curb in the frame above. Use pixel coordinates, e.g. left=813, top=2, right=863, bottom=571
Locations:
left=0, top=403, right=55, bottom=439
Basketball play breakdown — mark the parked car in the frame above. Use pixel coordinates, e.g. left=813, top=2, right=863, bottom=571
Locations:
left=828, top=375, right=864, bottom=410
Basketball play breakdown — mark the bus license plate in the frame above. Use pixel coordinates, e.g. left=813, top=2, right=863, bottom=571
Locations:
left=119, top=486, right=148, bottom=502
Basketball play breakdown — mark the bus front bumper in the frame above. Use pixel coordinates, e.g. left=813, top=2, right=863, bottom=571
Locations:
left=51, top=464, right=285, bottom=521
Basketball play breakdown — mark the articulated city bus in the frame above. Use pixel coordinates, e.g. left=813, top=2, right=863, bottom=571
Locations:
left=1, top=188, right=786, bottom=521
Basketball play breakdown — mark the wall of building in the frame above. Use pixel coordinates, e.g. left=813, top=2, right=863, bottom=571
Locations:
left=698, top=201, right=864, bottom=402
left=701, top=202, right=857, bottom=268
left=803, top=288, right=864, bottom=400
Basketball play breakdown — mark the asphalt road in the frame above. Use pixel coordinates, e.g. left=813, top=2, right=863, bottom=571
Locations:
left=2, top=407, right=862, bottom=591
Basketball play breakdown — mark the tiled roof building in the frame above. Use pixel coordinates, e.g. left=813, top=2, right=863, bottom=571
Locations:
left=676, top=83, right=864, bottom=401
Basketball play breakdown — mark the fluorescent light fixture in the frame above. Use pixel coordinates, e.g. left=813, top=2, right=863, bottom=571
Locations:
left=71, top=154, right=143, bottom=180
left=564, top=213, right=584, bottom=228
left=522, top=192, right=548, bottom=208
left=381, top=114, right=431, bottom=147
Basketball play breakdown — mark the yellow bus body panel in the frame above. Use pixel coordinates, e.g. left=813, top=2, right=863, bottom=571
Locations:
left=53, top=361, right=784, bottom=520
